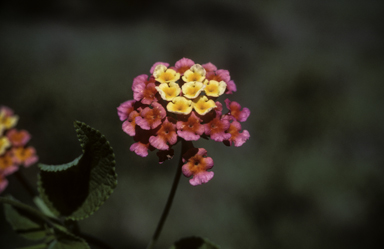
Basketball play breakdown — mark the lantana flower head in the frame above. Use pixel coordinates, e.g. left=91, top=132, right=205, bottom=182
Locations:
left=117, top=58, right=250, bottom=185
left=0, top=106, right=38, bottom=193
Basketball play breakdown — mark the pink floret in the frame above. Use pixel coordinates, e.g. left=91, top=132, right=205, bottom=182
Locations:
left=150, top=62, right=170, bottom=74
left=132, top=74, right=148, bottom=90
left=234, top=130, right=250, bottom=147
left=24, top=154, right=38, bottom=168
left=181, top=148, right=214, bottom=186
left=202, top=62, right=217, bottom=72
left=117, top=100, right=136, bottom=121
left=225, top=99, right=250, bottom=122
left=174, top=57, right=195, bottom=74
left=205, top=116, right=231, bottom=142
left=189, top=171, right=214, bottom=186
left=6, top=129, right=31, bottom=146
left=122, top=121, right=134, bottom=137
left=140, top=83, right=158, bottom=105
left=216, top=69, right=231, bottom=83
left=0, top=106, right=14, bottom=116
left=176, top=112, right=204, bottom=141
left=135, top=102, right=166, bottom=130
left=1, top=165, right=18, bottom=176
left=149, top=118, right=177, bottom=150
left=225, top=120, right=250, bottom=147
left=225, top=80, right=237, bottom=94
left=130, top=142, right=149, bottom=157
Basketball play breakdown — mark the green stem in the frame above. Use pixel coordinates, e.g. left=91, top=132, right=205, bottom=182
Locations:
left=146, top=140, right=193, bottom=249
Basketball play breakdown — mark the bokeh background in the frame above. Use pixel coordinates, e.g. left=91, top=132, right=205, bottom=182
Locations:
left=1, top=0, right=384, bottom=248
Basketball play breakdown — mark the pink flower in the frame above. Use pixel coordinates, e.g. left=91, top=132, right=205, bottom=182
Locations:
left=135, top=102, right=166, bottom=130
left=122, top=111, right=140, bottom=136
left=12, top=147, right=38, bottom=167
left=117, top=100, right=136, bottom=121
left=225, top=80, right=237, bottom=94
left=225, top=99, right=250, bottom=122
left=205, top=114, right=231, bottom=142
left=149, top=118, right=177, bottom=150
left=132, top=75, right=158, bottom=105
left=206, top=69, right=230, bottom=83
left=202, top=62, right=217, bottom=72
left=6, top=129, right=31, bottom=147
left=174, top=57, right=195, bottom=75
left=182, top=148, right=214, bottom=186
left=224, top=120, right=250, bottom=147
left=176, top=112, right=205, bottom=141
left=0, top=152, right=18, bottom=175
left=130, top=141, right=150, bottom=157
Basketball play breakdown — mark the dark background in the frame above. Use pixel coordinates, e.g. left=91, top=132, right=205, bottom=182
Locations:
left=1, top=0, right=384, bottom=248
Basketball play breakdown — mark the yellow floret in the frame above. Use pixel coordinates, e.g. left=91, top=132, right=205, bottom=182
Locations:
left=182, top=64, right=206, bottom=82
left=167, top=96, right=193, bottom=115
left=204, top=80, right=227, bottom=97
left=153, top=64, right=180, bottom=84
left=156, top=82, right=181, bottom=101
left=0, top=137, right=11, bottom=156
left=0, top=110, right=18, bottom=132
left=193, top=96, right=217, bottom=115
left=181, top=81, right=205, bottom=99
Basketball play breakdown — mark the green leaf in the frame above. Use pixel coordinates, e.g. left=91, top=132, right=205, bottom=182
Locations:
left=47, top=226, right=90, bottom=249
left=38, top=121, right=117, bottom=220
left=1, top=196, right=55, bottom=241
left=169, top=237, right=220, bottom=249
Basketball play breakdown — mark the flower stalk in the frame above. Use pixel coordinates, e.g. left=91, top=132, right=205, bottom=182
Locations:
left=147, top=139, right=193, bottom=249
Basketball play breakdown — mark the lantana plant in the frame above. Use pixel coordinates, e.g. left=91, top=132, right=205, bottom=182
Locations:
left=1, top=58, right=250, bottom=249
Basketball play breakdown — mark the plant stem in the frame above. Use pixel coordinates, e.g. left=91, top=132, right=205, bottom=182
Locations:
left=146, top=140, right=193, bottom=249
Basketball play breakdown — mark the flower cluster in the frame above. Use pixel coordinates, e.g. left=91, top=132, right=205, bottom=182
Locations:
left=118, top=58, right=250, bottom=186
left=0, top=106, right=38, bottom=193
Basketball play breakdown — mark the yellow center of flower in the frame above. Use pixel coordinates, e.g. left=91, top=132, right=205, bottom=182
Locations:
left=204, top=80, right=227, bottom=97
left=193, top=96, right=217, bottom=115
left=153, top=64, right=180, bottom=84
left=156, top=82, right=181, bottom=101
left=167, top=96, right=193, bottom=115
left=182, top=64, right=206, bottom=83
left=0, top=137, right=11, bottom=156
left=181, top=81, right=205, bottom=99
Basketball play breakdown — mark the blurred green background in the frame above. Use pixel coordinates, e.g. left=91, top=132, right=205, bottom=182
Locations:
left=1, top=0, right=383, bottom=248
